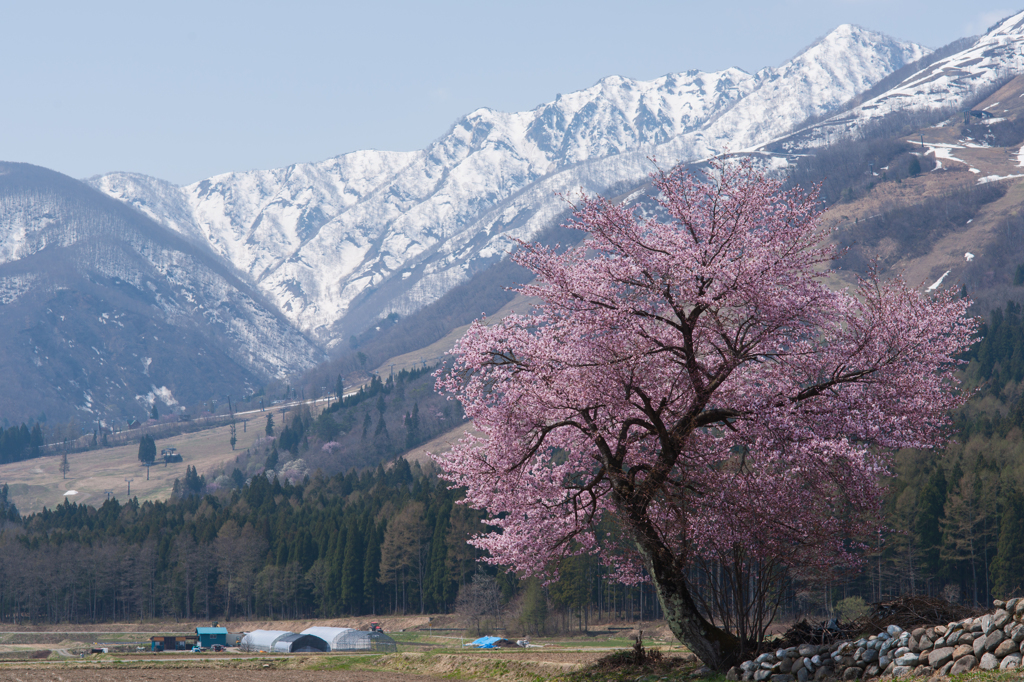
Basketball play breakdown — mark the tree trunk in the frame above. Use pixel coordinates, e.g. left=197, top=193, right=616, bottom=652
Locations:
left=630, top=512, right=741, bottom=670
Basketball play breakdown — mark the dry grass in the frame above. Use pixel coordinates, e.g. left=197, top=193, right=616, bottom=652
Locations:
left=0, top=406, right=301, bottom=516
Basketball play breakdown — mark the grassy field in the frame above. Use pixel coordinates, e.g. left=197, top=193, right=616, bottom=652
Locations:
left=0, top=406, right=302, bottom=516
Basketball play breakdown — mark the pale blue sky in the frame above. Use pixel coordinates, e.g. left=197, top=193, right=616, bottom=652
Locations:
left=0, top=1, right=1016, bottom=185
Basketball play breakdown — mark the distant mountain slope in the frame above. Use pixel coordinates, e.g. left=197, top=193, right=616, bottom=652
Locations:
left=91, top=24, right=926, bottom=346
left=0, top=162, right=324, bottom=424
left=772, top=11, right=1024, bottom=152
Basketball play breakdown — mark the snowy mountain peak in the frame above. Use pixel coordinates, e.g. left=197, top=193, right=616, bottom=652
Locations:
left=789, top=11, right=1024, bottom=145
left=90, top=25, right=926, bottom=347
left=986, top=10, right=1024, bottom=37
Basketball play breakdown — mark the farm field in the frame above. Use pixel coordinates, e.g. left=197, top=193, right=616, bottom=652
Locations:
left=0, top=625, right=671, bottom=682
left=0, top=406, right=303, bottom=516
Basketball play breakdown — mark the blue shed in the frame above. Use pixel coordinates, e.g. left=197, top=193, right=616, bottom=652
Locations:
left=196, top=627, right=228, bottom=648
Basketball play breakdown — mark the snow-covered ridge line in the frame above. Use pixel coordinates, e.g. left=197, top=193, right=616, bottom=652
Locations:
left=87, top=24, right=927, bottom=345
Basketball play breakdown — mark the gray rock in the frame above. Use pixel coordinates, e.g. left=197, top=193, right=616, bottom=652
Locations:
left=810, top=656, right=822, bottom=667
left=861, top=649, right=878, bottom=664
left=798, top=645, right=816, bottom=658
left=813, top=668, right=830, bottom=681
left=777, top=649, right=789, bottom=659
left=887, top=625, right=904, bottom=638
left=1007, top=597, right=1021, bottom=612
left=804, top=659, right=813, bottom=672
left=878, top=656, right=890, bottom=669
left=754, top=669, right=772, bottom=682
left=982, top=615, right=995, bottom=635
left=855, top=639, right=867, bottom=649
left=973, top=634, right=986, bottom=659
left=779, top=659, right=793, bottom=674
left=728, top=666, right=743, bottom=681
left=895, top=652, right=919, bottom=667
left=864, top=665, right=880, bottom=678
left=1016, top=600, right=1024, bottom=618
left=796, top=668, right=808, bottom=682
left=841, top=667, right=861, bottom=681
left=757, top=654, right=776, bottom=664
left=891, top=665, right=914, bottom=677
left=970, top=618, right=984, bottom=633
left=984, top=630, right=1006, bottom=652
left=959, top=632, right=976, bottom=644
left=1000, top=654, right=1022, bottom=670
left=953, top=644, right=974, bottom=659
left=996, top=638, right=1018, bottom=658
left=908, top=636, right=920, bottom=653
left=893, top=647, right=910, bottom=659
left=911, top=628, right=927, bottom=639
left=994, top=609, right=1012, bottom=629
left=741, top=661, right=758, bottom=672
left=933, top=636, right=946, bottom=648
left=937, top=661, right=955, bottom=677
left=995, top=599, right=1006, bottom=608
left=979, top=652, right=1000, bottom=671
left=1014, top=624, right=1024, bottom=644
left=950, top=655, right=977, bottom=675
left=918, top=635, right=934, bottom=651
left=928, top=647, right=954, bottom=668
left=945, top=630, right=961, bottom=646
left=760, top=662, right=775, bottom=671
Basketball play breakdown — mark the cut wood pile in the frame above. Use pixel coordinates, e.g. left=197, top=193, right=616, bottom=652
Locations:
left=729, top=597, right=1024, bottom=681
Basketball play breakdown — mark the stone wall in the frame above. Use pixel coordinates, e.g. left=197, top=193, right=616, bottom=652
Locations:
left=729, top=598, right=1024, bottom=681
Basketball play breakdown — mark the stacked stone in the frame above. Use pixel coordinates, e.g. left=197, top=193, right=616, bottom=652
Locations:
left=730, top=598, right=1024, bottom=681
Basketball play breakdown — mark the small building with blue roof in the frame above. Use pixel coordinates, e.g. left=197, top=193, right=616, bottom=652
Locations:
left=196, top=626, right=228, bottom=648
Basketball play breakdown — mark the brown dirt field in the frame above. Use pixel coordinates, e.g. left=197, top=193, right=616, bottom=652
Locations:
left=0, top=669, right=441, bottom=681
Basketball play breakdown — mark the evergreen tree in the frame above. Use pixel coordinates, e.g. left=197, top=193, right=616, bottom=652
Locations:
left=914, top=466, right=947, bottom=580
left=363, top=521, right=383, bottom=615
left=151, top=403, right=159, bottom=420
left=991, top=488, right=1024, bottom=598
left=59, top=451, right=70, bottom=479
left=137, top=434, right=157, bottom=465
left=405, top=403, right=421, bottom=450
left=520, top=578, right=548, bottom=635
left=265, top=413, right=275, bottom=436
left=341, top=516, right=365, bottom=614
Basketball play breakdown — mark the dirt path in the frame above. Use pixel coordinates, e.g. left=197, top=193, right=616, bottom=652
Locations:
left=0, top=671, right=442, bottom=682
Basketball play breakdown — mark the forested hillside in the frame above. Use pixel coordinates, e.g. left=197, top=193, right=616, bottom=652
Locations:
left=0, top=457, right=662, bottom=631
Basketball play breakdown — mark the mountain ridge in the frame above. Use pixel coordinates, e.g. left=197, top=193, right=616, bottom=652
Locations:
left=88, top=23, right=927, bottom=346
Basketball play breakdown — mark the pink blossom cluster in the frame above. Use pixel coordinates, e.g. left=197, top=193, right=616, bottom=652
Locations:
left=433, top=160, right=978, bottom=583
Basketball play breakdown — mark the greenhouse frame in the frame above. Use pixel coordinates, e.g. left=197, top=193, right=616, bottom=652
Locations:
left=238, top=629, right=328, bottom=653
left=300, top=627, right=397, bottom=653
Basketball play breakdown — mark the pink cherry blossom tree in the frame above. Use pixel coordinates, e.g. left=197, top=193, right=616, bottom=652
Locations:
left=434, top=160, right=978, bottom=669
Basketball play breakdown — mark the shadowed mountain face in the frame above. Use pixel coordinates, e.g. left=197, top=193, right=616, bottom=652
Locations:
left=0, top=162, right=324, bottom=424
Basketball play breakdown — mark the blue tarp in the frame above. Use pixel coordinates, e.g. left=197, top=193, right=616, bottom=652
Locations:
left=467, top=636, right=503, bottom=648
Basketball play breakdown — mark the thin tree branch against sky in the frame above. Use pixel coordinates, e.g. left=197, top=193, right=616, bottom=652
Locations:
left=0, top=1, right=1014, bottom=185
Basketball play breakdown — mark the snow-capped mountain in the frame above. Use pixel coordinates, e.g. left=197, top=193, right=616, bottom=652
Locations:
left=90, top=24, right=927, bottom=346
left=779, top=11, right=1024, bottom=149
left=0, top=162, right=324, bottom=423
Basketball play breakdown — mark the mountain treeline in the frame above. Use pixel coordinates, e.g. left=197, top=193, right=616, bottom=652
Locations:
left=0, top=459, right=664, bottom=630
